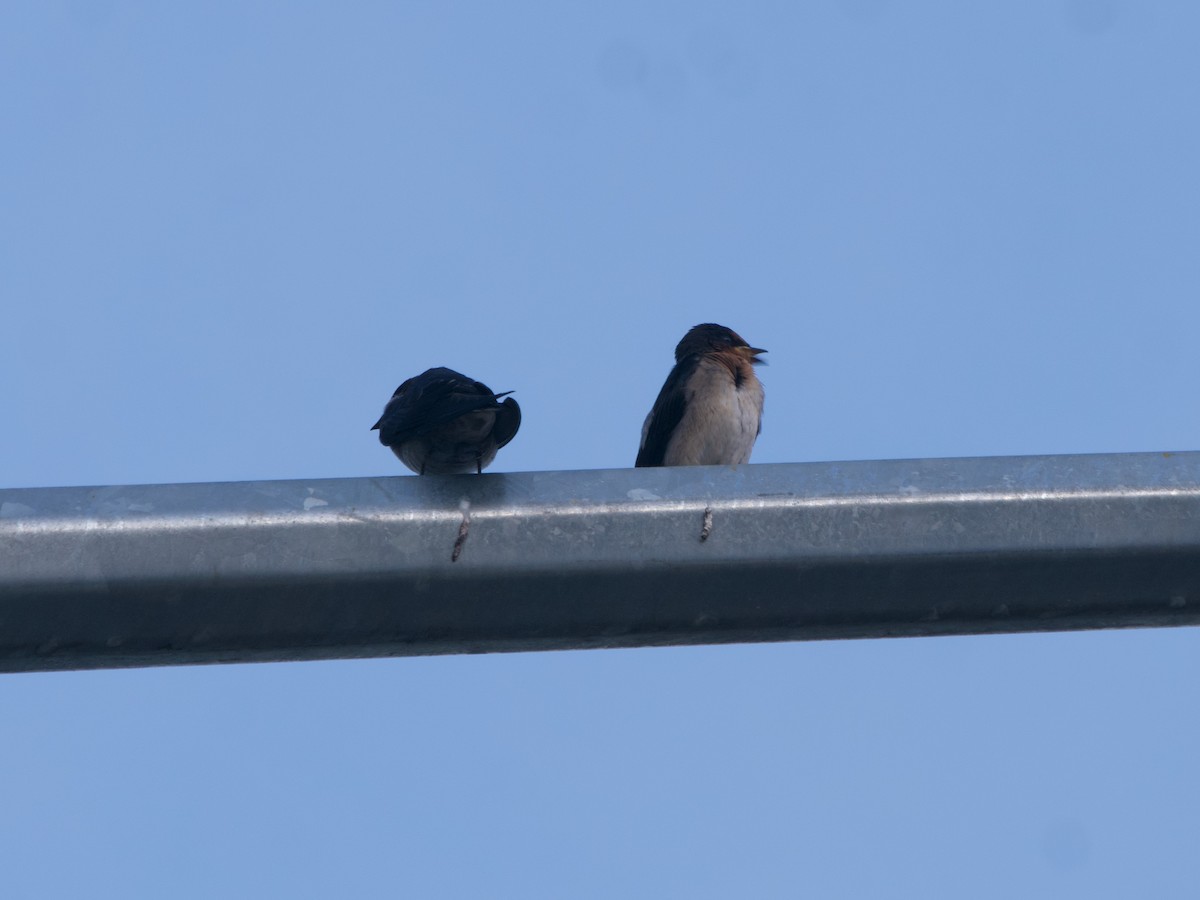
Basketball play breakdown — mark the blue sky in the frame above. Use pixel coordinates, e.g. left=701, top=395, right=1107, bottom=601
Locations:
left=3, top=1, right=1199, bottom=896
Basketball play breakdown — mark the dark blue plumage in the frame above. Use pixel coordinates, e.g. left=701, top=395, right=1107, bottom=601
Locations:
left=372, top=367, right=521, bottom=475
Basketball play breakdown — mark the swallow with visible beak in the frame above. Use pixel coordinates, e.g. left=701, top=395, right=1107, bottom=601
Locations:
left=372, top=367, right=521, bottom=475
left=636, top=323, right=765, bottom=467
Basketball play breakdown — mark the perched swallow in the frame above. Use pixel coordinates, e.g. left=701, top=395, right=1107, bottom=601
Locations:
left=636, top=323, right=765, bottom=467
left=372, top=367, right=521, bottom=475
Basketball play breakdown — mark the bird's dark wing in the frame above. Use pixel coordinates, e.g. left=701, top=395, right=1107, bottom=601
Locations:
left=635, top=358, right=695, bottom=467
left=372, top=368, right=501, bottom=447
left=492, top=397, right=521, bottom=449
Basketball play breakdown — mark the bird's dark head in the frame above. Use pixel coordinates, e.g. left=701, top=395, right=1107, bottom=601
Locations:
left=387, top=375, right=418, bottom=401
left=386, top=367, right=478, bottom=402
left=675, top=323, right=766, bottom=365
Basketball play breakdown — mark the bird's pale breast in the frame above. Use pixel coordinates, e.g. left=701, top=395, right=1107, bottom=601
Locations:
left=663, top=357, right=763, bottom=466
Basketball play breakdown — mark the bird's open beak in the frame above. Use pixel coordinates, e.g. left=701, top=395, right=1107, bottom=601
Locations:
left=743, top=346, right=767, bottom=365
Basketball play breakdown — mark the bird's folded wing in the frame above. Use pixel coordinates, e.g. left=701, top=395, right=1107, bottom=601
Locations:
left=635, top=358, right=694, bottom=467
left=492, top=397, right=522, bottom=449
left=375, top=384, right=501, bottom=445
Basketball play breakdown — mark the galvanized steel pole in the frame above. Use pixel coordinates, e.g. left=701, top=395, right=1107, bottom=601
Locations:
left=1, top=452, right=1199, bottom=673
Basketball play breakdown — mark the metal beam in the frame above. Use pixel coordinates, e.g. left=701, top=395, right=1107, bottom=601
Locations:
left=1, top=452, right=1199, bottom=673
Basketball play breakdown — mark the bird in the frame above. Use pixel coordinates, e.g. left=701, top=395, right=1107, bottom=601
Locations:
left=635, top=323, right=765, bottom=467
left=372, top=367, right=521, bottom=475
